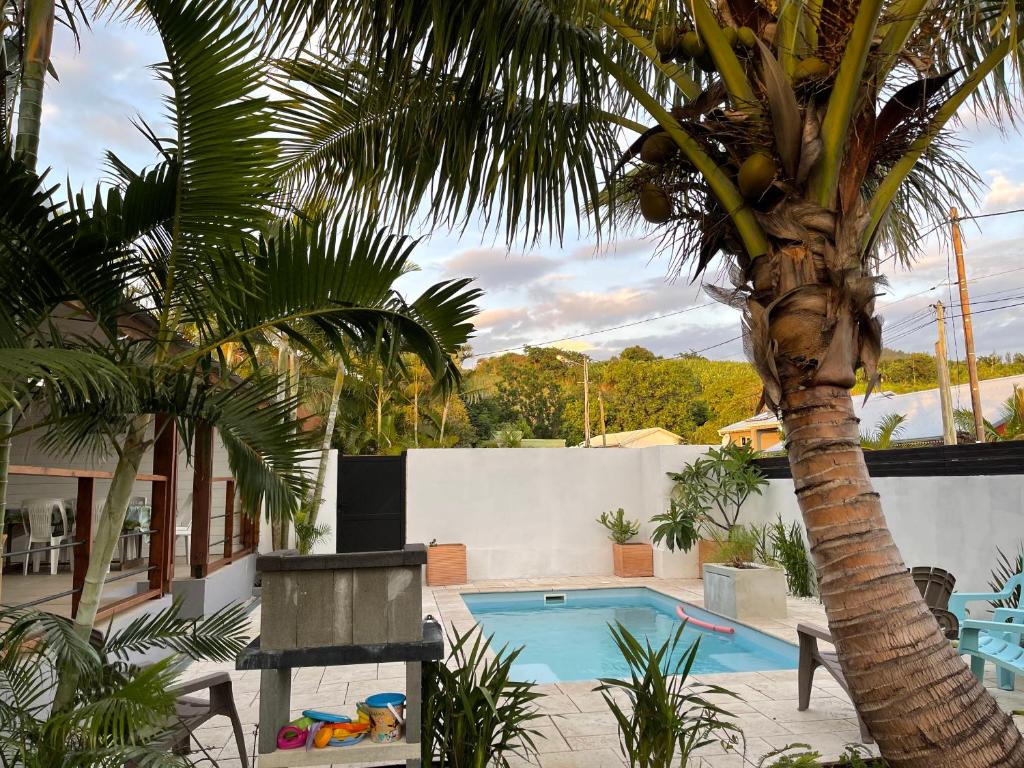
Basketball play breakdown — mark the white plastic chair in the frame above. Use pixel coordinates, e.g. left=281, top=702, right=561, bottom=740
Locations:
left=175, top=492, right=193, bottom=562
left=21, top=498, right=73, bottom=576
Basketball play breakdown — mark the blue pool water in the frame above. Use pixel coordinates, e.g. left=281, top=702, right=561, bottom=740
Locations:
left=463, top=588, right=798, bottom=682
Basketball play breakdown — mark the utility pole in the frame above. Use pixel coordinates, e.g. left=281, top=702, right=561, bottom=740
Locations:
left=583, top=356, right=591, bottom=448
left=950, top=207, right=985, bottom=442
left=934, top=302, right=956, bottom=445
left=598, top=390, right=608, bottom=447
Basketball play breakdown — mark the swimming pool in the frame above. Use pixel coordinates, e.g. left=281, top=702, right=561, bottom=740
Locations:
left=462, top=587, right=798, bottom=683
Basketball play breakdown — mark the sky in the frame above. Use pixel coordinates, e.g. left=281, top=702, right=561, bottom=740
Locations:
left=37, top=15, right=1024, bottom=367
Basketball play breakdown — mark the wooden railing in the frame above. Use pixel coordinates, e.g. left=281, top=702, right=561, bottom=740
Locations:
left=3, top=414, right=258, bottom=621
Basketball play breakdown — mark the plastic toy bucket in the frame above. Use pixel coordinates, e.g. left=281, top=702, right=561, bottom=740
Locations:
left=359, top=693, right=406, bottom=743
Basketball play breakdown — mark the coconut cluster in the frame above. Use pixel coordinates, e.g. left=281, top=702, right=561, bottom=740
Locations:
left=634, top=23, right=832, bottom=225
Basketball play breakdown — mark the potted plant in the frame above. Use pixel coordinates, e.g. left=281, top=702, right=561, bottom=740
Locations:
left=666, top=444, right=768, bottom=572
left=426, top=540, right=468, bottom=586
left=702, top=525, right=788, bottom=620
left=597, top=508, right=653, bottom=578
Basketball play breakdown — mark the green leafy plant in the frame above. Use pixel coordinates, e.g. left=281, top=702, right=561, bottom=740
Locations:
left=293, top=507, right=331, bottom=554
left=597, top=623, right=740, bottom=767
left=770, top=517, right=817, bottom=598
left=989, top=543, right=1024, bottom=609
left=650, top=498, right=702, bottom=553
left=598, top=508, right=641, bottom=544
left=422, top=624, right=544, bottom=768
left=759, top=744, right=887, bottom=767
left=712, top=525, right=760, bottom=567
left=860, top=413, right=908, bottom=450
left=0, top=600, right=250, bottom=768
left=667, top=444, right=767, bottom=535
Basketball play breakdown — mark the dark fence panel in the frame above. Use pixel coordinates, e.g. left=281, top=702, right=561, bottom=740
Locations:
left=755, top=441, right=1024, bottom=479
left=336, top=453, right=406, bottom=553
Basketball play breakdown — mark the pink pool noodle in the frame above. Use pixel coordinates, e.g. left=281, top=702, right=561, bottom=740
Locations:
left=676, top=604, right=735, bottom=634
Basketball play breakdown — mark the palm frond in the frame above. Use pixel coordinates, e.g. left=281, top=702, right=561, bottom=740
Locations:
left=105, top=600, right=251, bottom=662
left=273, top=56, right=618, bottom=244
left=0, top=347, right=132, bottom=411
left=143, top=0, right=278, bottom=307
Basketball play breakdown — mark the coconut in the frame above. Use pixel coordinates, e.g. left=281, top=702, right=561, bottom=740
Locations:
left=639, top=184, right=673, bottom=223
left=696, top=53, right=717, bottom=73
left=640, top=133, right=678, bottom=165
left=737, top=153, right=777, bottom=200
left=680, top=31, right=706, bottom=59
left=793, top=56, right=829, bottom=82
left=737, top=26, right=757, bottom=48
left=721, top=26, right=738, bottom=48
left=655, top=26, right=677, bottom=55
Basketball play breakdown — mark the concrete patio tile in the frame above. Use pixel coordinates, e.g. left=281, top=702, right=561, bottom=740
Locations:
left=537, top=748, right=624, bottom=767
left=779, top=718, right=863, bottom=736
left=552, top=710, right=621, bottom=738
left=752, top=698, right=856, bottom=722
left=727, top=711, right=797, bottom=738
left=566, top=691, right=609, bottom=712
left=564, top=733, right=622, bottom=752
left=556, top=680, right=602, bottom=695
left=533, top=693, right=579, bottom=715
left=319, top=663, right=379, bottom=682
left=531, top=725, right=572, bottom=753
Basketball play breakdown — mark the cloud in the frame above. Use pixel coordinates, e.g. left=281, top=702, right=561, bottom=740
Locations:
left=438, top=248, right=560, bottom=292
left=982, top=171, right=1024, bottom=213
left=570, top=237, right=653, bottom=261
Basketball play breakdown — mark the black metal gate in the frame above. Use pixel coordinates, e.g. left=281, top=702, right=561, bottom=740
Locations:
left=336, top=453, right=406, bottom=552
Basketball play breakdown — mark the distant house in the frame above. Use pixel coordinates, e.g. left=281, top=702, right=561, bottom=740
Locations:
left=718, top=411, right=783, bottom=451
left=579, top=427, right=684, bottom=448
left=719, top=373, right=1024, bottom=448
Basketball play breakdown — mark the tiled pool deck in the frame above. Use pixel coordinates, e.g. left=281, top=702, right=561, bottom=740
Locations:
left=180, top=576, right=1024, bottom=767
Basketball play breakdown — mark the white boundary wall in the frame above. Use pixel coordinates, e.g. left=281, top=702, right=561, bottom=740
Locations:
left=406, top=446, right=1024, bottom=589
left=742, top=474, right=1024, bottom=594
left=406, top=446, right=711, bottom=581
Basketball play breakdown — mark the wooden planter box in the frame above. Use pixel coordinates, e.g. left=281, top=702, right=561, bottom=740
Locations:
left=612, top=542, right=654, bottom=577
left=426, top=543, right=467, bottom=586
left=257, top=545, right=425, bottom=649
left=698, top=539, right=724, bottom=573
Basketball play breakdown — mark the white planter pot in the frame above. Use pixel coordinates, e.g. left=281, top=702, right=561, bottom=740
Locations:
left=702, top=563, right=788, bottom=620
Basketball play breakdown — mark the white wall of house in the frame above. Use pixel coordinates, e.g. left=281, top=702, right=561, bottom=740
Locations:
left=741, top=474, right=1024, bottom=594
left=257, top=449, right=339, bottom=555
left=405, top=446, right=711, bottom=581
left=405, top=446, right=1024, bottom=590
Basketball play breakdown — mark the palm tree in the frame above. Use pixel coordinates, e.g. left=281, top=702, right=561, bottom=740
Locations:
left=265, top=0, right=1024, bottom=762
left=860, top=412, right=907, bottom=449
left=0, top=0, right=480, bottom=711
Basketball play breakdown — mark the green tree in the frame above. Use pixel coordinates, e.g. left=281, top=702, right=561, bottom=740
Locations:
left=618, top=345, right=658, bottom=361
left=263, top=0, right=1024, bottom=759
left=480, top=347, right=572, bottom=439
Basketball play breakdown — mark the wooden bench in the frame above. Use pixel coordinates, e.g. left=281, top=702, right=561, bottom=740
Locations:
left=797, top=624, right=872, bottom=744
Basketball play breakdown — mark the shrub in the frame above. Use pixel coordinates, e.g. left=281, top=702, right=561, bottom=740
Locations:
left=769, top=516, right=816, bottom=597
left=598, top=508, right=641, bottom=544
left=598, top=623, right=741, bottom=767
left=422, top=624, right=544, bottom=768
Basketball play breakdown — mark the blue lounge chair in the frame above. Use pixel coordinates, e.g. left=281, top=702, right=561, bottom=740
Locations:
left=949, top=573, right=1024, bottom=691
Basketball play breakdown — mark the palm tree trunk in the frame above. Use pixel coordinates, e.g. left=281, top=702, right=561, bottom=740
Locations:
left=782, top=384, right=1024, bottom=765
left=439, top=394, right=450, bottom=445
left=14, top=0, right=55, bottom=170
left=0, top=408, right=11, bottom=602
left=271, top=343, right=289, bottom=550
left=53, top=412, right=152, bottom=711
left=303, top=356, right=344, bottom=546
